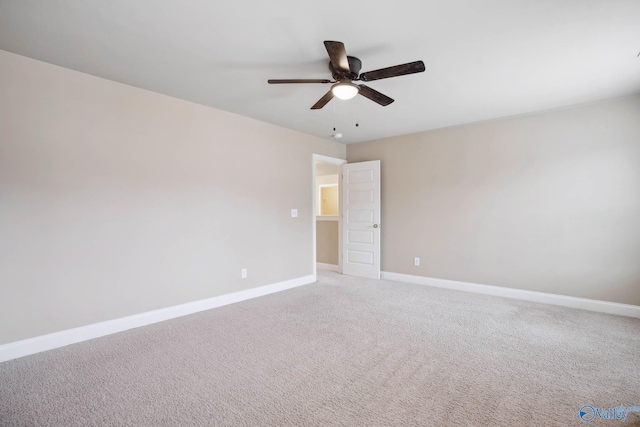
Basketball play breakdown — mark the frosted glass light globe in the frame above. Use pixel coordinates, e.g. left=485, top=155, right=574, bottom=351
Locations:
left=331, top=83, right=359, bottom=100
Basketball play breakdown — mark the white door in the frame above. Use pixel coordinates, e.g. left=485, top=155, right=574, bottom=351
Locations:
left=341, top=160, right=381, bottom=279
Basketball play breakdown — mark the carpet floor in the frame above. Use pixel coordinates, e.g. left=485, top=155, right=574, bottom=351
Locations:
left=1, top=271, right=639, bottom=426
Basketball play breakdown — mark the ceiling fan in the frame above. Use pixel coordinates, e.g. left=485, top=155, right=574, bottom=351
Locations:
left=268, top=41, right=425, bottom=110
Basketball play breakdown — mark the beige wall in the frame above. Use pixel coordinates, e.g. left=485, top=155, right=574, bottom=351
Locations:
left=316, top=220, right=339, bottom=265
left=348, top=96, right=640, bottom=306
left=0, top=50, right=346, bottom=344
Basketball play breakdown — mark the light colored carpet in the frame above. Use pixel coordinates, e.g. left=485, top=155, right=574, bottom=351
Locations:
left=1, top=271, right=639, bottom=426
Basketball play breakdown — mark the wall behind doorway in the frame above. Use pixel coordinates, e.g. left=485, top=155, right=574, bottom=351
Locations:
left=316, top=221, right=339, bottom=265
left=315, top=164, right=340, bottom=267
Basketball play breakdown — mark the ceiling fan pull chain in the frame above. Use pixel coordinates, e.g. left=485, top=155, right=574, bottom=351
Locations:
left=333, top=98, right=336, bottom=132
left=355, top=95, right=359, bottom=127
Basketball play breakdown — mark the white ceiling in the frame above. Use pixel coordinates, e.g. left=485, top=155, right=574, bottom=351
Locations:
left=1, top=0, right=639, bottom=144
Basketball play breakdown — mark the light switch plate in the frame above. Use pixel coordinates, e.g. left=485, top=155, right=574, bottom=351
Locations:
left=291, top=209, right=298, bottom=218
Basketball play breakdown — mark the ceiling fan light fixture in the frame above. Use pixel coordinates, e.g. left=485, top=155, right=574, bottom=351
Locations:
left=331, top=82, right=359, bottom=100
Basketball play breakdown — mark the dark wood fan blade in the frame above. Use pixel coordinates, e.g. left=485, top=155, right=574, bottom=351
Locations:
left=324, top=41, right=350, bottom=74
left=358, top=85, right=394, bottom=106
left=360, top=61, right=425, bottom=82
left=311, top=90, right=334, bottom=110
left=268, top=79, right=332, bottom=84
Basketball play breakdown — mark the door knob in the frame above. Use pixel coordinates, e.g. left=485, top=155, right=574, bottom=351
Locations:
left=373, top=224, right=379, bottom=228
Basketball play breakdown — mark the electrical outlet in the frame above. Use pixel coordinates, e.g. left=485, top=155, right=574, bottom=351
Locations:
left=241, top=268, right=247, bottom=279
left=291, top=209, right=298, bottom=218
left=414, top=257, right=420, bottom=266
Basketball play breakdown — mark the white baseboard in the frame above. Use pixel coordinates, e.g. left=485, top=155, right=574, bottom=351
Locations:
left=317, top=262, right=339, bottom=272
left=381, top=271, right=640, bottom=319
left=0, top=275, right=316, bottom=363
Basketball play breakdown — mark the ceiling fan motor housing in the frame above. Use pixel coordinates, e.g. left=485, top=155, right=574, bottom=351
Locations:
left=329, top=56, right=362, bottom=80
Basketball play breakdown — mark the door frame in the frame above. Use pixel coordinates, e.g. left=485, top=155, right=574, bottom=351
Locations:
left=312, top=154, right=347, bottom=280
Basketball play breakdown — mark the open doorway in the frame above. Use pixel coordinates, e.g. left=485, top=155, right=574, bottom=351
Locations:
left=312, top=154, right=346, bottom=279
